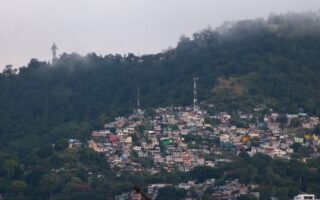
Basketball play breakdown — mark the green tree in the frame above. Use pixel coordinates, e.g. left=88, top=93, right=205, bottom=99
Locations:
left=237, top=194, right=258, bottom=200
left=156, top=187, right=186, bottom=200
left=40, top=174, right=63, bottom=200
left=277, top=114, right=288, bottom=128
left=290, top=118, right=301, bottom=128
left=10, top=180, right=27, bottom=198
left=4, top=159, right=18, bottom=178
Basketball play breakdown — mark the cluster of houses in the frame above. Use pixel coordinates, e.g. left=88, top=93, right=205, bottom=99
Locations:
left=88, top=106, right=213, bottom=172
left=75, top=103, right=320, bottom=200
left=85, top=104, right=320, bottom=174
left=213, top=111, right=320, bottom=160
left=115, top=178, right=260, bottom=200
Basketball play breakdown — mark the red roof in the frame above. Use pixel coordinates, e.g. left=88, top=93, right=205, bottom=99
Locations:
left=109, top=135, right=119, bottom=143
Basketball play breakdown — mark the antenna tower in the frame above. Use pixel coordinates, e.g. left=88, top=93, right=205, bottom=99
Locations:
left=193, top=77, right=198, bottom=111
left=137, top=88, right=140, bottom=110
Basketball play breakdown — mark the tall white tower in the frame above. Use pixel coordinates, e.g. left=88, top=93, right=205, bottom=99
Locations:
left=193, top=77, right=198, bottom=111
left=51, top=43, right=58, bottom=64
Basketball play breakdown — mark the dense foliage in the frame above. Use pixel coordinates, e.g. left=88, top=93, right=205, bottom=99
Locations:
left=1, top=12, right=320, bottom=199
left=1, top=150, right=320, bottom=200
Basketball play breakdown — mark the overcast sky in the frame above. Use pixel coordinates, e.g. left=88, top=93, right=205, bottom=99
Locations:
left=1, top=0, right=320, bottom=69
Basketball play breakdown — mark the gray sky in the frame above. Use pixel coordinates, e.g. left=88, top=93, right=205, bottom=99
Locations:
left=1, top=0, right=320, bottom=69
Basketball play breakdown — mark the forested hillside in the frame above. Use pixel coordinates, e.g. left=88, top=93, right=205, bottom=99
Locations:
left=2, top=12, right=320, bottom=153
left=1, top=11, right=320, bottom=200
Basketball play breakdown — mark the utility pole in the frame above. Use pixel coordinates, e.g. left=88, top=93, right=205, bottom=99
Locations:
left=137, top=88, right=140, bottom=110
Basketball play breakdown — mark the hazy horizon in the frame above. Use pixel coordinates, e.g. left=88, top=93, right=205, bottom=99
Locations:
left=1, top=0, right=320, bottom=69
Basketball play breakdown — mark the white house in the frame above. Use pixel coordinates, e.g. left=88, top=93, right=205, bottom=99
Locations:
left=294, top=194, right=316, bottom=200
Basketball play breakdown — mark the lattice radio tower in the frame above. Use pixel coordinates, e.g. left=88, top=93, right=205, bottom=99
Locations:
left=193, top=77, right=198, bottom=111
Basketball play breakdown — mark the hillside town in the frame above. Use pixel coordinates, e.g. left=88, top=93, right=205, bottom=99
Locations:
left=70, top=79, right=320, bottom=200
left=82, top=103, right=320, bottom=200
left=85, top=101, right=320, bottom=174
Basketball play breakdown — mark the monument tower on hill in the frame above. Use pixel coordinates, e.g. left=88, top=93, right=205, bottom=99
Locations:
left=51, top=43, right=58, bottom=64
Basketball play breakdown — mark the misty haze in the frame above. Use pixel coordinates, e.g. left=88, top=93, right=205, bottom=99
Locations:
left=1, top=1, right=320, bottom=200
